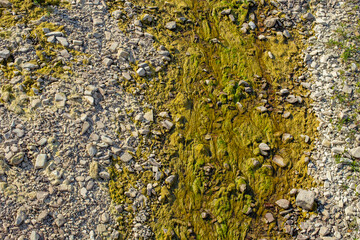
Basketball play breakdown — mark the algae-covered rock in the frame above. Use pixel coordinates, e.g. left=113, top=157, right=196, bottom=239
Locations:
left=9, top=152, right=25, bottom=165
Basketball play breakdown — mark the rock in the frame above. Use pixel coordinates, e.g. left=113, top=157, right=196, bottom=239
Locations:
left=283, top=30, right=291, bottom=38
left=15, top=211, right=26, bottom=225
left=141, top=14, right=153, bottom=24
left=120, top=152, right=133, bottom=163
left=101, top=212, right=110, bottom=223
left=275, top=199, right=290, bottom=209
left=9, top=152, right=25, bottom=165
left=0, top=0, right=11, bottom=8
left=55, top=214, right=66, bottom=227
left=268, top=51, right=275, bottom=59
left=56, top=37, right=69, bottom=47
left=35, top=154, right=47, bottom=169
left=103, top=58, right=113, bottom=67
left=296, top=190, right=315, bottom=210
left=249, top=21, right=256, bottom=30
left=264, top=17, right=279, bottom=28
left=282, top=133, right=293, bottom=143
left=45, top=31, right=63, bottom=37
left=201, top=212, right=208, bottom=219
left=29, top=231, right=40, bottom=240
left=137, top=68, right=146, bottom=77
left=55, top=92, right=66, bottom=107
left=101, top=135, right=114, bottom=145
left=93, top=18, right=104, bottom=26
left=22, top=62, right=38, bottom=70
left=272, top=155, right=287, bottom=167
left=220, top=9, right=232, bottom=15
left=259, top=143, right=270, bottom=151
left=165, top=175, right=176, bottom=186
left=265, top=212, right=275, bottom=223
left=319, top=226, right=330, bottom=236
left=165, top=21, right=177, bottom=30
left=350, top=147, right=360, bottom=159
left=84, top=96, right=94, bottom=105
left=89, top=161, right=99, bottom=179
left=258, top=35, right=266, bottom=40
left=99, top=171, right=110, bottom=180
left=37, top=210, right=48, bottom=222
left=303, top=12, right=315, bottom=21
left=81, top=121, right=90, bottom=135
left=0, top=49, right=10, bottom=59
left=161, top=120, right=174, bottom=130
left=256, top=106, right=267, bottom=113
left=322, top=139, right=331, bottom=148
left=86, top=144, right=97, bottom=157
left=144, top=110, right=154, bottom=122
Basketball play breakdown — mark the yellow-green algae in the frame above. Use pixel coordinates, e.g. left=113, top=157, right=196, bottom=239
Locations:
left=107, top=0, right=318, bottom=239
left=0, top=0, right=70, bottom=28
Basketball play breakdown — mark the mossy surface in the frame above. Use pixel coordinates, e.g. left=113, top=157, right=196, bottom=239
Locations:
left=0, top=0, right=70, bottom=28
left=107, top=0, right=318, bottom=239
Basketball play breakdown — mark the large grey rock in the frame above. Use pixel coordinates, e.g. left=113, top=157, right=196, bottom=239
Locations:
left=296, top=190, right=315, bottom=210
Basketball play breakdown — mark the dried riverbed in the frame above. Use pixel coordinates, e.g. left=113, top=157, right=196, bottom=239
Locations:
left=0, top=0, right=359, bottom=239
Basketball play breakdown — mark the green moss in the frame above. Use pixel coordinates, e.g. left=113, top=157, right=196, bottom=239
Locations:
left=107, top=0, right=318, bottom=238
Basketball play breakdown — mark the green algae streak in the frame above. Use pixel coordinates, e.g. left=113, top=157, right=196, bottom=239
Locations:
left=107, top=0, right=318, bottom=239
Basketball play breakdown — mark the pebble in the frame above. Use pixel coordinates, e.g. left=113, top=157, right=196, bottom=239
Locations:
left=35, top=154, right=47, bottom=169
left=296, top=190, right=315, bottom=211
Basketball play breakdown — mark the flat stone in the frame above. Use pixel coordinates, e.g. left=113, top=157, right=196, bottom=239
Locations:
left=56, top=37, right=69, bottom=47
left=272, top=155, right=287, bottom=167
left=275, top=199, right=290, bottom=209
left=120, top=152, right=133, bottom=163
left=161, top=120, right=174, bottom=130
left=22, top=62, right=38, bottom=70
left=144, top=110, right=154, bottom=122
left=265, top=212, right=275, bottom=223
left=93, top=18, right=104, bottom=26
left=259, top=143, right=270, bottom=151
left=35, top=154, right=47, bottom=169
left=165, top=21, right=177, bottom=30
left=45, top=31, right=64, bottom=37
left=296, top=190, right=315, bottom=210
